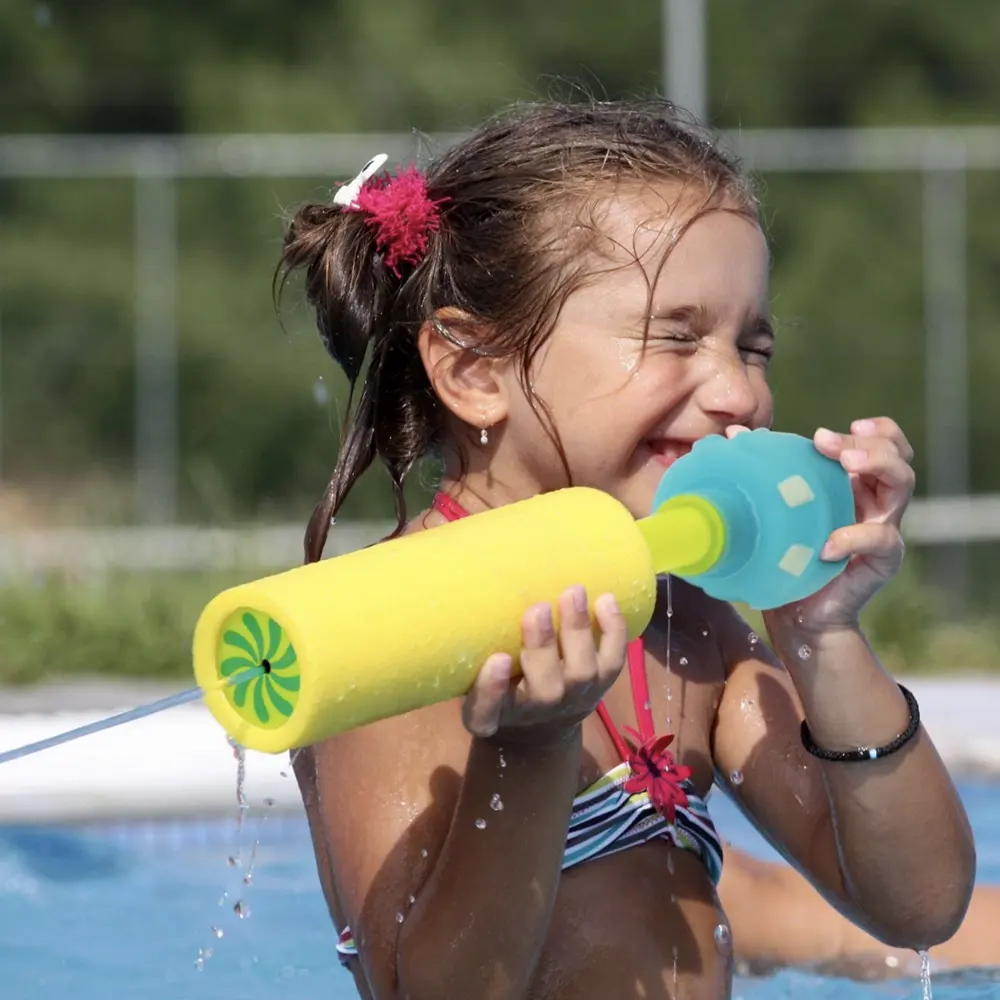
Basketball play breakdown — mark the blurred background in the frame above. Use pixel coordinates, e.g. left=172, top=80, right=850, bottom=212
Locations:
left=1, top=0, right=999, bottom=686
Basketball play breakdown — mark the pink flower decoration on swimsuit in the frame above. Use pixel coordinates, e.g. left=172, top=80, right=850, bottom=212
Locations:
left=351, top=165, right=446, bottom=277
left=622, top=728, right=692, bottom=823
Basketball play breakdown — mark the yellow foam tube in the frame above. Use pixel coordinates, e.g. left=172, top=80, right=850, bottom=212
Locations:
left=193, top=488, right=725, bottom=754
left=193, top=488, right=655, bottom=752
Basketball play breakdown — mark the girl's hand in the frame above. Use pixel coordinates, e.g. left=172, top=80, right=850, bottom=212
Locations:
left=727, top=418, right=915, bottom=631
left=462, top=586, right=628, bottom=744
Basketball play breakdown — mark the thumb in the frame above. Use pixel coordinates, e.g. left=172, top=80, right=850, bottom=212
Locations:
left=461, top=654, right=513, bottom=738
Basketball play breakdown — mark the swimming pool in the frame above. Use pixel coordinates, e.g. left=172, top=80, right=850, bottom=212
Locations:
left=1, top=778, right=998, bottom=1000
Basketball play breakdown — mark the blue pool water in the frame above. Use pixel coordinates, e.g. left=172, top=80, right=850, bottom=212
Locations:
left=0, top=779, right=998, bottom=1000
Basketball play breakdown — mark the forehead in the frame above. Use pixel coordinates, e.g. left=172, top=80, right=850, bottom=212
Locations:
left=579, top=182, right=769, bottom=302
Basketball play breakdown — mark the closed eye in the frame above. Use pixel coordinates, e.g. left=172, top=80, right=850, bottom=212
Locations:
left=740, top=315, right=775, bottom=365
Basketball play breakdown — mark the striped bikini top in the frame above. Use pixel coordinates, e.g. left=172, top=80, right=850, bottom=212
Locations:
left=334, top=494, right=723, bottom=964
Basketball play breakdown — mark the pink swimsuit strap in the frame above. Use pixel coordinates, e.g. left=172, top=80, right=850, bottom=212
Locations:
left=432, top=491, right=648, bottom=764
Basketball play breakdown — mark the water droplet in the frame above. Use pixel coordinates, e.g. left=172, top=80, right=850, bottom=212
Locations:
left=714, top=923, right=732, bottom=951
left=669, top=893, right=677, bottom=904
left=242, top=872, right=254, bottom=886
left=678, top=656, right=688, bottom=667
left=667, top=851, right=675, bottom=875
left=234, top=900, right=251, bottom=919
left=279, top=770, right=288, bottom=778
left=748, top=631, right=758, bottom=645
left=211, top=926, right=224, bottom=939
left=729, top=769, right=744, bottom=786
left=740, top=696, right=755, bottom=710
left=885, top=955, right=900, bottom=969
left=395, top=911, right=405, bottom=924
left=329, top=515, right=337, bottom=527
left=797, top=644, right=812, bottom=661
left=227, top=855, right=239, bottom=868
left=643, top=699, right=651, bottom=711
left=408, top=894, right=416, bottom=905
left=194, top=947, right=213, bottom=970
left=795, top=607, right=805, bottom=624
left=217, top=891, right=228, bottom=906
left=263, top=797, right=275, bottom=808
left=701, top=628, right=709, bottom=637
left=474, top=818, right=487, bottom=830
left=498, top=749, right=507, bottom=768
left=313, top=376, right=330, bottom=405
left=490, top=793, right=504, bottom=812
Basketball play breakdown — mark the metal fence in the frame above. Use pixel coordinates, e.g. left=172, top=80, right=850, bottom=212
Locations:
left=0, top=496, right=994, bottom=581
left=0, top=127, right=994, bottom=598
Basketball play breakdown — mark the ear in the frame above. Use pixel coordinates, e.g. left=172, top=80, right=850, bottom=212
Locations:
left=416, top=309, right=511, bottom=434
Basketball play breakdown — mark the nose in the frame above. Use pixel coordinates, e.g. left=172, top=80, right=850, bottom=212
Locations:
left=694, top=350, right=759, bottom=426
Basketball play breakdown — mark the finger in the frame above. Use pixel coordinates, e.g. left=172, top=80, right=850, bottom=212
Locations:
left=840, top=445, right=915, bottom=498
left=517, top=602, right=565, bottom=707
left=557, top=585, right=599, bottom=691
left=821, top=522, right=905, bottom=570
left=814, top=428, right=915, bottom=504
left=462, top=653, right=513, bottom=737
left=814, top=422, right=914, bottom=469
left=592, top=593, right=629, bottom=687
left=725, top=424, right=752, bottom=439
left=850, top=417, right=914, bottom=463
left=813, top=426, right=898, bottom=461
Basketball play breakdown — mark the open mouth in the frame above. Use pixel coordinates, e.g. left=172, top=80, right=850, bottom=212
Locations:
left=645, top=439, right=694, bottom=469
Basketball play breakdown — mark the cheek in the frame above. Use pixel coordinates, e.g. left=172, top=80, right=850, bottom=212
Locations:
left=752, top=371, right=774, bottom=421
left=527, top=345, right=616, bottom=420
left=621, top=357, right=692, bottom=414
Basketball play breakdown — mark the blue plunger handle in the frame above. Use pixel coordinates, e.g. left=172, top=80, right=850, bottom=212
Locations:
left=650, top=429, right=856, bottom=610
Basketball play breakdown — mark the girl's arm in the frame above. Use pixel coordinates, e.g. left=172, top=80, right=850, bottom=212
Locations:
left=306, top=704, right=582, bottom=1000
left=711, top=607, right=975, bottom=950
left=308, top=588, right=627, bottom=1000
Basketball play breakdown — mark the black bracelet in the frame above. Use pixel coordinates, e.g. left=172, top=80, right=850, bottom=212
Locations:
left=800, top=684, right=920, bottom=762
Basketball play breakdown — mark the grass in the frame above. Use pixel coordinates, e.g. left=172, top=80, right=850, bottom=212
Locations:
left=0, top=571, right=246, bottom=685
left=0, top=561, right=997, bottom=687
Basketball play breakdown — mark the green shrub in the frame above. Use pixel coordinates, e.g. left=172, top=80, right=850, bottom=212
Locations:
left=0, top=565, right=996, bottom=687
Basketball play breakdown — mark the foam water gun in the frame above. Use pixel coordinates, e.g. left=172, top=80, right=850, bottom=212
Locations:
left=193, top=429, right=855, bottom=754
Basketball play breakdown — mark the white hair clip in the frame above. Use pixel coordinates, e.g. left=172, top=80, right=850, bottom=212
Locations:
left=332, top=153, right=389, bottom=209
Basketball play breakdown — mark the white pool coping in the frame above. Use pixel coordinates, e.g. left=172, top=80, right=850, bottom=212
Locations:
left=0, top=677, right=997, bottom=825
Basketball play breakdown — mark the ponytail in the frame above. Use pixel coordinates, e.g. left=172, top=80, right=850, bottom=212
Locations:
left=276, top=178, right=441, bottom=563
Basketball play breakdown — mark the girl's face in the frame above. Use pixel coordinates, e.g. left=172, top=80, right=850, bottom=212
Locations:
left=497, top=185, right=775, bottom=518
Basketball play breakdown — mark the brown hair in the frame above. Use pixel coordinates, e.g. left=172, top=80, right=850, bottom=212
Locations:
left=276, top=98, right=759, bottom=564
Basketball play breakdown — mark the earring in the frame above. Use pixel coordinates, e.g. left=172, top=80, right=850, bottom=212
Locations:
left=480, top=426, right=489, bottom=446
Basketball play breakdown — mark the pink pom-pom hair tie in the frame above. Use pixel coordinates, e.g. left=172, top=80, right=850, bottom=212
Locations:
left=333, top=153, right=446, bottom=277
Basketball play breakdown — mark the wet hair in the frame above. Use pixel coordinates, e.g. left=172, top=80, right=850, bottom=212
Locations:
left=276, top=98, right=759, bottom=563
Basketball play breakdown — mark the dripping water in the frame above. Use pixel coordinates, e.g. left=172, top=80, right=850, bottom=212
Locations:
left=919, top=950, right=933, bottom=999
left=664, top=574, right=673, bottom=732
left=195, top=742, right=286, bottom=970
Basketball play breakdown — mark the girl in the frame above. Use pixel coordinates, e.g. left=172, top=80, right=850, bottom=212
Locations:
left=278, top=100, right=974, bottom=1000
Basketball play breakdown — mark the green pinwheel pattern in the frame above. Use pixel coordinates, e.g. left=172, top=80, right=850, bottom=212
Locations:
left=217, top=608, right=300, bottom=729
